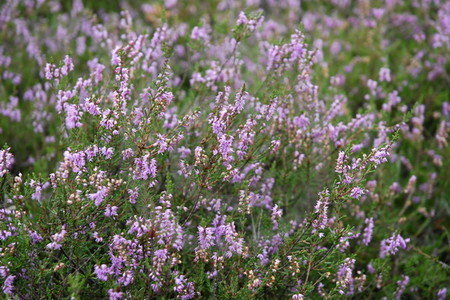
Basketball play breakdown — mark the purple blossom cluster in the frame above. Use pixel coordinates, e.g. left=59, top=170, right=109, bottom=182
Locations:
left=379, top=233, right=410, bottom=259
left=0, top=0, right=449, bottom=299
left=0, top=148, right=14, bottom=177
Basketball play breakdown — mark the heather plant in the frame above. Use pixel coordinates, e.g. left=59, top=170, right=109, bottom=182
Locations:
left=0, top=0, right=449, bottom=299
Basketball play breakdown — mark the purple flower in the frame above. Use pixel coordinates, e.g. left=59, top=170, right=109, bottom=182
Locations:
left=335, top=151, right=346, bottom=174
left=336, top=258, right=355, bottom=295
left=214, top=134, right=234, bottom=167
left=118, top=270, right=134, bottom=286
left=100, top=147, right=114, bottom=159
left=165, top=0, right=177, bottom=9
left=380, top=233, right=410, bottom=258
left=292, top=294, right=304, bottom=300
left=0, top=96, right=21, bottom=121
left=46, top=225, right=67, bottom=250
left=312, top=190, right=330, bottom=230
left=62, top=55, right=74, bottom=76
left=437, top=288, right=447, bottom=300
left=223, top=222, right=244, bottom=257
left=367, top=262, right=375, bottom=274
left=370, top=146, right=390, bottom=166
left=63, top=150, right=86, bottom=173
left=362, top=218, right=374, bottom=246
left=93, top=232, right=103, bottom=243
left=133, top=154, right=157, bottom=180
left=154, top=249, right=168, bottom=261
left=44, top=55, right=74, bottom=82
left=209, top=113, right=227, bottom=136
left=178, top=146, right=191, bottom=159
left=122, top=148, right=135, bottom=160
left=191, top=26, right=210, bottom=42
left=173, top=275, right=195, bottom=299
left=83, top=97, right=101, bottom=115
left=2, top=275, right=15, bottom=296
left=108, top=289, right=123, bottom=300
left=44, top=63, right=54, bottom=80
left=94, top=264, right=113, bottom=281
left=350, top=187, right=366, bottom=199
left=232, top=90, right=248, bottom=113
left=28, top=230, right=43, bottom=244
left=157, top=91, right=173, bottom=106
left=198, top=226, right=215, bottom=249
left=0, top=266, right=8, bottom=278
left=88, top=187, right=109, bottom=206
left=105, top=205, right=118, bottom=217
left=236, top=11, right=264, bottom=32
left=128, top=188, right=139, bottom=204
left=0, top=230, right=12, bottom=241
left=154, top=134, right=170, bottom=154
left=236, top=119, right=257, bottom=159
left=237, top=11, right=249, bottom=25
left=379, top=67, right=391, bottom=82
left=367, top=79, right=378, bottom=94
left=394, top=275, right=409, bottom=300
left=271, top=204, right=283, bottom=230
left=0, top=148, right=14, bottom=177
left=404, top=175, right=417, bottom=194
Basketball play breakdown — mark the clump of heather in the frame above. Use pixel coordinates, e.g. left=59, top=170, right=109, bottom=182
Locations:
left=0, top=0, right=449, bottom=299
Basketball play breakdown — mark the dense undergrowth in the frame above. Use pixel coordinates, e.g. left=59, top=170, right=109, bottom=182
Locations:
left=0, top=0, right=449, bottom=299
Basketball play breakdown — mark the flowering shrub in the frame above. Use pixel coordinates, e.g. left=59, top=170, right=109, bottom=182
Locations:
left=0, top=0, right=449, bottom=299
